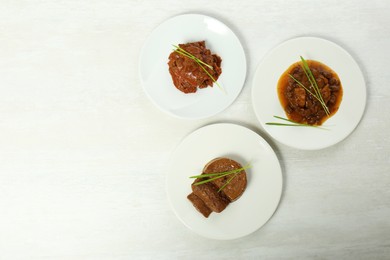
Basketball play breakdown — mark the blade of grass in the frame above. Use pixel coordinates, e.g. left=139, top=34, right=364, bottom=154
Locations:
left=172, top=45, right=213, bottom=69
left=217, top=173, right=240, bottom=192
left=300, top=56, right=330, bottom=115
left=288, top=74, right=329, bottom=109
left=266, top=116, right=329, bottom=130
left=193, top=173, right=234, bottom=185
left=300, top=57, right=322, bottom=100
left=191, top=164, right=251, bottom=189
left=266, top=122, right=311, bottom=127
left=273, top=115, right=300, bottom=123
left=189, top=164, right=251, bottom=179
left=190, top=168, right=244, bottom=180
left=195, top=60, right=224, bottom=92
left=172, top=44, right=224, bottom=93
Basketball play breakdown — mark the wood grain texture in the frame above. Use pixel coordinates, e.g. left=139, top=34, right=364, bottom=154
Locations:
left=0, top=0, right=389, bottom=259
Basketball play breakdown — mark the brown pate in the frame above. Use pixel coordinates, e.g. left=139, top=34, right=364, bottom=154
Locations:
left=187, top=157, right=247, bottom=218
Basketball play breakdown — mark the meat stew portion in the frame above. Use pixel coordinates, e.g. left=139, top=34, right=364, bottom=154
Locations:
left=277, top=60, right=343, bottom=125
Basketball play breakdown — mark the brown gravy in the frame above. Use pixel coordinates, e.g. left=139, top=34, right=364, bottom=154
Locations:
left=278, top=60, right=343, bottom=125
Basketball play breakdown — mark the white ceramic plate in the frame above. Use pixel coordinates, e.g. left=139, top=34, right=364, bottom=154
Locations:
left=166, top=123, right=282, bottom=240
left=252, top=37, right=366, bottom=150
left=139, top=14, right=246, bottom=119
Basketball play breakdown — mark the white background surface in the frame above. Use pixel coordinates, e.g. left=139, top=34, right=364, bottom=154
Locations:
left=0, top=0, right=389, bottom=259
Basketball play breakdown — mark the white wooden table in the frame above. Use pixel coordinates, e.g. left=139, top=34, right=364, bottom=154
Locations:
left=0, top=0, right=389, bottom=259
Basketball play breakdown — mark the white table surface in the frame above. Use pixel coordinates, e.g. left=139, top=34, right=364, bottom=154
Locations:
left=1, top=0, right=389, bottom=259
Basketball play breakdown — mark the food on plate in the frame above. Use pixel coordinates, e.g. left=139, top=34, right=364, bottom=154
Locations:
left=187, top=157, right=248, bottom=218
left=187, top=192, right=212, bottom=218
left=191, top=178, right=230, bottom=213
left=277, top=57, right=343, bottom=125
left=168, top=41, right=222, bottom=94
left=202, top=158, right=247, bottom=202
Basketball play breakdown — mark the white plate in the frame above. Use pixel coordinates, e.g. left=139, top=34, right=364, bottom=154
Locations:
left=166, top=123, right=282, bottom=240
left=139, top=14, right=246, bottom=119
left=252, top=37, right=366, bottom=150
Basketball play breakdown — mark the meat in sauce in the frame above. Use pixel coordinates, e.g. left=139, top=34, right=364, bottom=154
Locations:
left=168, top=41, right=222, bottom=94
left=278, top=60, right=343, bottom=125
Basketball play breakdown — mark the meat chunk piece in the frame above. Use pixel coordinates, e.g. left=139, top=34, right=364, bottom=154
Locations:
left=187, top=192, right=212, bottom=218
left=278, top=59, right=343, bottom=125
left=293, top=87, right=306, bottom=107
left=321, top=85, right=331, bottom=103
left=168, top=41, right=222, bottom=94
left=203, top=158, right=247, bottom=202
left=192, top=179, right=229, bottom=213
left=329, top=84, right=340, bottom=91
left=187, top=158, right=248, bottom=217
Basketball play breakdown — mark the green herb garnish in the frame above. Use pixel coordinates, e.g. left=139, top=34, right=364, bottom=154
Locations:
left=190, top=163, right=251, bottom=192
left=293, top=56, right=330, bottom=115
left=268, top=57, right=332, bottom=128
left=288, top=74, right=327, bottom=109
left=266, top=116, right=328, bottom=129
left=217, top=173, right=240, bottom=192
left=172, top=44, right=224, bottom=92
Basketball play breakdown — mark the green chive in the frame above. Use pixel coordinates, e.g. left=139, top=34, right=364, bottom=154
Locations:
left=172, top=44, right=224, bottom=93
left=299, top=56, right=330, bottom=115
left=266, top=116, right=329, bottom=130
left=217, top=173, right=240, bottom=192
left=190, top=163, right=251, bottom=192
left=189, top=164, right=251, bottom=179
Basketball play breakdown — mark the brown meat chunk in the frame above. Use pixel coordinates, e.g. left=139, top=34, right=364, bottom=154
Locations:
left=203, top=158, right=247, bottom=202
left=321, top=85, right=331, bottom=103
left=168, top=41, right=222, bottom=94
left=187, top=192, right=212, bottom=218
left=293, top=87, right=306, bottom=108
left=277, top=60, right=343, bottom=125
left=316, top=75, right=328, bottom=88
left=191, top=179, right=229, bottom=213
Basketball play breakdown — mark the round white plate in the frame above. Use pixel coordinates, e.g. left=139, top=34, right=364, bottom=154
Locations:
left=166, top=123, right=282, bottom=240
left=252, top=37, right=366, bottom=150
left=139, top=14, right=246, bottom=119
